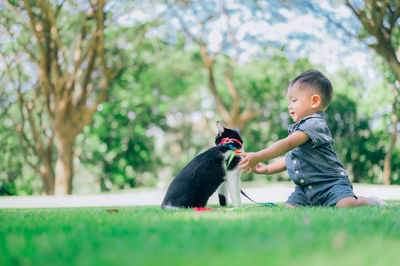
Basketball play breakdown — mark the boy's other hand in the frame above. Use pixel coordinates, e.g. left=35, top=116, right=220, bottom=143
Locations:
left=239, top=152, right=259, bottom=174
left=254, top=163, right=268, bottom=174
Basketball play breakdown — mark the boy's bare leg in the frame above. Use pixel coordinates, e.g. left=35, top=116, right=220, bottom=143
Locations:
left=336, top=196, right=386, bottom=207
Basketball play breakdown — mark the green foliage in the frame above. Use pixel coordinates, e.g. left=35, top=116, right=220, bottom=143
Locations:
left=0, top=118, right=21, bottom=195
left=79, top=35, right=204, bottom=191
left=327, top=94, right=385, bottom=183
left=1, top=205, right=400, bottom=265
left=0, top=103, right=41, bottom=195
left=227, top=50, right=315, bottom=180
left=1, top=1, right=400, bottom=194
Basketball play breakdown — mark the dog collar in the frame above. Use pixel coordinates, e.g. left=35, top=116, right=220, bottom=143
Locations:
left=218, top=138, right=243, bottom=147
left=219, top=138, right=243, bottom=171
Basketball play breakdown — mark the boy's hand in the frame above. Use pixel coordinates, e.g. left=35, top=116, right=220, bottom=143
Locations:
left=254, top=163, right=268, bottom=174
left=239, top=152, right=260, bottom=174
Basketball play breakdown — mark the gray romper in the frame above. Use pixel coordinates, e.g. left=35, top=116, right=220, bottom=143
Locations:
left=285, top=111, right=356, bottom=206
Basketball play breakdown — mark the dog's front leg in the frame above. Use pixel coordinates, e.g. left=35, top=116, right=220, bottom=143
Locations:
left=217, top=181, right=228, bottom=207
left=226, top=169, right=242, bottom=208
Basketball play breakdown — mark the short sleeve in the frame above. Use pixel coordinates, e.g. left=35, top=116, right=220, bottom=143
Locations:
left=296, top=118, right=334, bottom=148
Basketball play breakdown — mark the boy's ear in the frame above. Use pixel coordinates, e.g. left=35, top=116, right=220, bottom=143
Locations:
left=216, top=121, right=225, bottom=134
left=311, top=94, right=321, bottom=109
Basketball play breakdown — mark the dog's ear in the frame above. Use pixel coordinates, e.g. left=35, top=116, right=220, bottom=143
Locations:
left=233, top=127, right=240, bottom=133
left=216, top=121, right=225, bottom=134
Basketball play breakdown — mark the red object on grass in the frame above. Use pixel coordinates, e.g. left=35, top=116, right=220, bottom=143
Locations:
left=194, top=207, right=212, bottom=211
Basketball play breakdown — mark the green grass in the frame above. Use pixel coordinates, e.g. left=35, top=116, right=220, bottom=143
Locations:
left=1, top=203, right=400, bottom=266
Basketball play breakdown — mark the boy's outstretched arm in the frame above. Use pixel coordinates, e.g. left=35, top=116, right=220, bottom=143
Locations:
left=240, top=131, right=309, bottom=173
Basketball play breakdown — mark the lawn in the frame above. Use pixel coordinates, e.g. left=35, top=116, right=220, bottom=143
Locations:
left=1, top=203, right=399, bottom=266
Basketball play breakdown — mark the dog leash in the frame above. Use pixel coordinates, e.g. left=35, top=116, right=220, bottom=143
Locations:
left=223, top=143, right=276, bottom=207
left=240, top=189, right=276, bottom=207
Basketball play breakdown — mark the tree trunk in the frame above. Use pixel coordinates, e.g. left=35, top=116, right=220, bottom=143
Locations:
left=40, top=159, right=55, bottom=195
left=54, top=137, right=74, bottom=195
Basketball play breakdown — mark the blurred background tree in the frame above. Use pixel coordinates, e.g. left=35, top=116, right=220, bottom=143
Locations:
left=0, top=0, right=399, bottom=195
left=340, top=0, right=400, bottom=184
left=1, top=0, right=148, bottom=194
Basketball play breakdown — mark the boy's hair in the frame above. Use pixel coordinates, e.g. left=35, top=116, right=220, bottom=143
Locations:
left=287, top=70, right=333, bottom=109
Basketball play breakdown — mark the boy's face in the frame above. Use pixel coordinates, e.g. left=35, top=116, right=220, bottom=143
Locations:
left=286, top=84, right=319, bottom=122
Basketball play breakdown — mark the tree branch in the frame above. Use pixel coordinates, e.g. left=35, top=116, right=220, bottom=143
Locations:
left=239, top=108, right=264, bottom=129
left=55, top=0, right=66, bottom=18
left=169, top=2, right=202, bottom=45
left=23, top=0, right=47, bottom=72
left=200, top=43, right=230, bottom=123
left=97, top=0, right=110, bottom=82
left=377, top=0, right=390, bottom=25
left=224, top=69, right=240, bottom=125
left=389, top=4, right=400, bottom=30
left=23, top=0, right=56, bottom=97
left=3, top=16, right=41, bottom=65
left=1, top=50, right=46, bottom=162
left=345, top=0, right=376, bottom=34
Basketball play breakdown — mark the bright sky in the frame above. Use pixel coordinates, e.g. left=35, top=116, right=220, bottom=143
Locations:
left=114, top=0, right=378, bottom=82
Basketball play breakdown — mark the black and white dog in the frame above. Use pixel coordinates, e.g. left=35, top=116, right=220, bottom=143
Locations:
left=161, top=122, right=243, bottom=209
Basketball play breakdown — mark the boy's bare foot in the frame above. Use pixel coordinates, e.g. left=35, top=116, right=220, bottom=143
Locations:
left=371, top=197, right=387, bottom=206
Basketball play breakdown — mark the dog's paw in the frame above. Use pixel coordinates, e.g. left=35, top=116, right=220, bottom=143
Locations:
left=218, top=194, right=227, bottom=207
